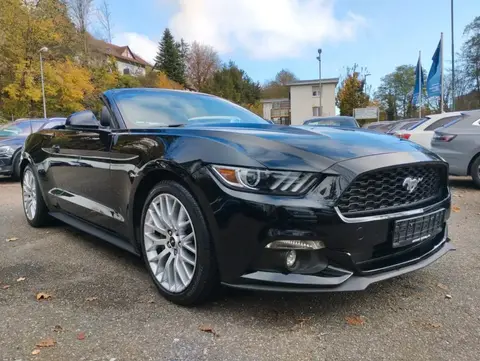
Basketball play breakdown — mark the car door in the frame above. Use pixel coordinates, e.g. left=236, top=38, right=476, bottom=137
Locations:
left=45, top=111, right=118, bottom=231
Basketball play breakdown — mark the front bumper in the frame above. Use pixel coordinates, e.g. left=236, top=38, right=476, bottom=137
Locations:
left=191, top=163, right=453, bottom=293
left=223, top=229, right=454, bottom=292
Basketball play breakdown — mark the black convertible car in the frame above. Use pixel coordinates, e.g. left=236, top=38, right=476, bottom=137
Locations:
left=20, top=89, right=453, bottom=305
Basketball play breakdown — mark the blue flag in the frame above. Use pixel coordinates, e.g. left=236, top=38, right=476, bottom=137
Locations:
left=412, top=56, right=424, bottom=105
left=427, top=39, right=442, bottom=97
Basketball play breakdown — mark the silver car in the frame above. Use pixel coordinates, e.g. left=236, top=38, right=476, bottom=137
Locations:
left=431, top=110, right=480, bottom=187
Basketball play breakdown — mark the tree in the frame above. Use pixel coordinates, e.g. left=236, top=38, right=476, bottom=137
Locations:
left=460, top=16, right=480, bottom=96
left=262, top=69, right=297, bottom=99
left=67, top=0, right=94, bottom=59
left=206, top=61, right=261, bottom=106
left=186, top=41, right=221, bottom=91
left=375, top=65, right=420, bottom=119
left=335, top=64, right=370, bottom=116
left=97, top=0, right=113, bottom=43
left=154, top=28, right=185, bottom=85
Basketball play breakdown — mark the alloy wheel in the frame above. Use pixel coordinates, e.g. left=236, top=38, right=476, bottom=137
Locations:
left=143, top=193, right=197, bottom=293
left=22, top=169, right=37, bottom=221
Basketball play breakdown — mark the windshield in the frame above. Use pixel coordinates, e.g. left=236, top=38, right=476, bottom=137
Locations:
left=303, top=117, right=357, bottom=127
left=0, top=121, right=43, bottom=136
left=113, top=90, right=268, bottom=128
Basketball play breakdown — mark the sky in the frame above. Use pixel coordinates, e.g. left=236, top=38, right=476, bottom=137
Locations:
left=101, top=0, right=479, bottom=91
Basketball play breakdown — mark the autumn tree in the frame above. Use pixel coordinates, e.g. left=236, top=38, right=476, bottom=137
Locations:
left=67, top=0, right=94, bottom=60
left=262, top=69, right=297, bottom=99
left=186, top=42, right=221, bottom=91
left=335, top=65, right=370, bottom=116
left=459, top=16, right=480, bottom=107
left=97, top=0, right=113, bottom=43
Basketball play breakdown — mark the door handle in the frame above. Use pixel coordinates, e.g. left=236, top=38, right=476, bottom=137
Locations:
left=52, top=145, right=60, bottom=153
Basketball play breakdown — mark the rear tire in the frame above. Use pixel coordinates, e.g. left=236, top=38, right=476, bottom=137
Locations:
left=22, top=165, right=51, bottom=227
left=139, top=181, right=219, bottom=306
left=470, top=156, right=480, bottom=189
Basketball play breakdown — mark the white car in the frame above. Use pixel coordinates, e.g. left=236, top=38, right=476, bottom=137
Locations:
left=394, top=111, right=462, bottom=148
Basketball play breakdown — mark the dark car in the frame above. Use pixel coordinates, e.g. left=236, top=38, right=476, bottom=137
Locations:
left=386, top=118, right=421, bottom=135
left=20, top=88, right=453, bottom=306
left=0, top=118, right=66, bottom=179
left=363, top=120, right=400, bottom=133
left=302, top=116, right=360, bottom=128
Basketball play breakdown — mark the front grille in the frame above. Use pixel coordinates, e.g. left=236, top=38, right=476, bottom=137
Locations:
left=336, top=164, right=446, bottom=215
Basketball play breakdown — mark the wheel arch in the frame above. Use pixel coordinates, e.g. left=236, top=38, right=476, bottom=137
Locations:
left=129, top=166, right=220, bottom=254
left=467, top=151, right=480, bottom=176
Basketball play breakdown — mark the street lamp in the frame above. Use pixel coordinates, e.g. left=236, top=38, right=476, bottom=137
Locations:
left=316, top=49, right=322, bottom=116
left=39, top=47, right=48, bottom=119
left=451, top=0, right=455, bottom=111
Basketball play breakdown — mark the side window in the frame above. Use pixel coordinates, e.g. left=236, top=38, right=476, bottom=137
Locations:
left=425, top=116, right=460, bottom=131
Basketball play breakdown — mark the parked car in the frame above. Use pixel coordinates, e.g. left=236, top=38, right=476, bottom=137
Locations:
left=302, top=116, right=360, bottom=128
left=20, top=88, right=453, bottom=305
left=394, top=112, right=462, bottom=148
left=363, top=120, right=400, bottom=133
left=431, top=109, right=480, bottom=187
left=0, top=118, right=66, bottom=179
left=387, top=118, right=421, bottom=135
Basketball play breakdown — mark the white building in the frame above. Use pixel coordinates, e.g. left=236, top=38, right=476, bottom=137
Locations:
left=88, top=36, right=150, bottom=76
left=260, top=98, right=290, bottom=124
left=288, top=78, right=339, bottom=125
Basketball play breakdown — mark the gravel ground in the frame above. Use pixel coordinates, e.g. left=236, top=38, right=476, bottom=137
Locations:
left=1, top=176, right=479, bottom=361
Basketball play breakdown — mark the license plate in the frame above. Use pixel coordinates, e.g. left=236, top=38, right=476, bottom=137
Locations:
left=392, top=209, right=445, bottom=248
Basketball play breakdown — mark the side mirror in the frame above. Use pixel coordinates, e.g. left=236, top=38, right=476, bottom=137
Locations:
left=100, top=106, right=112, bottom=127
left=65, top=110, right=99, bottom=129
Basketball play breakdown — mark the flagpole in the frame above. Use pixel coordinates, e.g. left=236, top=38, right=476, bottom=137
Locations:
left=440, top=32, right=444, bottom=112
left=419, top=50, right=422, bottom=118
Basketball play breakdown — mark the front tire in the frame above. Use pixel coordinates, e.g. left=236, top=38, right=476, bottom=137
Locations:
left=470, top=156, right=480, bottom=189
left=22, top=165, right=51, bottom=227
left=140, top=181, right=218, bottom=306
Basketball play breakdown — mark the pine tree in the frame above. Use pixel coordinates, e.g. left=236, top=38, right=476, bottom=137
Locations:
left=154, top=28, right=183, bottom=84
left=153, top=29, right=190, bottom=86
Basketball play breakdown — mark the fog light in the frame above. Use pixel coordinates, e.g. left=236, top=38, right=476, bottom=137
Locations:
left=285, top=250, right=297, bottom=268
left=265, top=240, right=325, bottom=250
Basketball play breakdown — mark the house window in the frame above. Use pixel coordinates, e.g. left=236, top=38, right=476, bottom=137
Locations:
left=312, top=106, right=323, bottom=116
left=123, top=68, right=130, bottom=75
left=272, top=102, right=281, bottom=109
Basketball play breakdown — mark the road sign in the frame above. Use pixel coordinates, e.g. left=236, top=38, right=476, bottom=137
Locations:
left=354, top=107, right=379, bottom=120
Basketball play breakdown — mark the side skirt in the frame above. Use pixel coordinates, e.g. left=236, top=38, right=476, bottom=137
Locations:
left=49, top=212, right=140, bottom=256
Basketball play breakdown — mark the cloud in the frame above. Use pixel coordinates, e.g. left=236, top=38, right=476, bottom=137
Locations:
left=113, top=32, right=158, bottom=64
left=169, top=0, right=365, bottom=59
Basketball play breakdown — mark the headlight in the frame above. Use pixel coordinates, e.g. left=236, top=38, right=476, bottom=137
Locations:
left=0, top=146, right=15, bottom=157
left=210, top=165, right=317, bottom=194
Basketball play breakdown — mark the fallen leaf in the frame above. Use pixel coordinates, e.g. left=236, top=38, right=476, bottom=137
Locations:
left=148, top=299, right=155, bottom=304
left=77, top=332, right=86, bottom=340
left=86, top=297, right=98, bottom=302
left=437, top=283, right=449, bottom=291
left=36, top=338, right=56, bottom=348
left=36, top=292, right=52, bottom=301
left=6, top=237, right=18, bottom=242
left=53, top=325, right=63, bottom=332
left=2, top=285, right=10, bottom=290
left=345, top=315, right=365, bottom=326
left=199, top=325, right=218, bottom=337
left=425, top=322, right=442, bottom=328
left=31, top=349, right=40, bottom=355
left=16, top=277, right=26, bottom=282
left=452, top=206, right=461, bottom=213
left=445, top=294, right=452, bottom=299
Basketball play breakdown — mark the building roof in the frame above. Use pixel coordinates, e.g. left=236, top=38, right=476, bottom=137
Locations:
left=288, top=78, right=339, bottom=86
left=260, top=98, right=290, bottom=103
left=88, top=36, right=151, bottom=67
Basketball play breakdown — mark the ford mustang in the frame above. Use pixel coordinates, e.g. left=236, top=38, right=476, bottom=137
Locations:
left=20, top=88, right=453, bottom=305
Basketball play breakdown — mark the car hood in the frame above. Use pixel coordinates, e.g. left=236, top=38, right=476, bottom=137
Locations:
left=0, top=136, right=26, bottom=148
left=160, top=123, right=440, bottom=172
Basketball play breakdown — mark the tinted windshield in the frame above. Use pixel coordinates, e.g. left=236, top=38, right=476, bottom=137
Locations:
left=113, top=90, right=268, bottom=128
left=0, top=121, right=43, bottom=136
left=303, top=117, right=357, bottom=127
